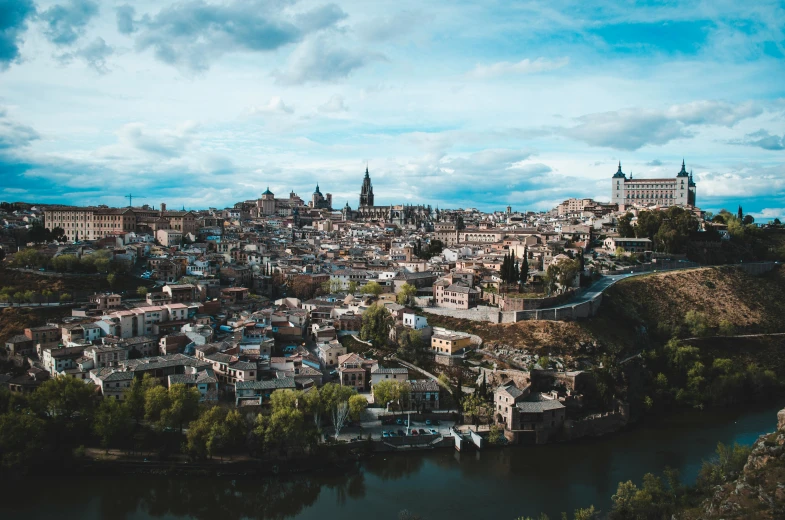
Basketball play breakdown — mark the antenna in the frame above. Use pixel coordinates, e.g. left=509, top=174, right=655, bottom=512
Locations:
left=126, top=194, right=145, bottom=207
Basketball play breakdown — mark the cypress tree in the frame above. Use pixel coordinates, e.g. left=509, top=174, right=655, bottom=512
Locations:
left=520, top=252, right=529, bottom=285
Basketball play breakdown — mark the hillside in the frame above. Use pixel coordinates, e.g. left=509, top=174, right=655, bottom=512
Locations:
left=428, top=265, right=785, bottom=361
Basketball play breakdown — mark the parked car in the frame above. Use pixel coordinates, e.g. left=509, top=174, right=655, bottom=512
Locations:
left=389, top=431, right=397, bottom=437
left=425, top=419, right=431, bottom=426
left=397, top=429, right=405, bottom=437
left=419, top=429, right=427, bottom=435
left=429, top=429, right=438, bottom=435
left=411, top=429, right=419, bottom=436
left=382, top=431, right=390, bottom=438
left=396, top=418, right=403, bottom=425
left=431, top=419, right=441, bottom=425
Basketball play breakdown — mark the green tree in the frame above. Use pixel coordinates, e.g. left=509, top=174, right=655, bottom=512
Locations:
left=359, top=303, right=393, bottom=347
left=137, top=286, right=148, bottom=297
left=124, top=374, right=159, bottom=424
left=348, top=394, right=368, bottom=421
left=106, top=273, right=117, bottom=289
left=347, top=280, right=359, bottom=294
left=461, top=393, right=486, bottom=425
left=617, top=213, right=635, bottom=238
left=718, top=320, right=736, bottom=336
left=0, top=412, right=46, bottom=470
left=360, top=281, right=383, bottom=298
left=163, top=383, right=201, bottom=434
left=187, top=406, right=227, bottom=459
left=59, top=292, right=72, bottom=303
left=94, top=397, right=132, bottom=452
left=32, top=376, right=95, bottom=425
left=396, top=283, right=417, bottom=306
left=520, top=252, right=529, bottom=285
left=487, top=424, right=503, bottom=444
left=269, top=389, right=301, bottom=413
left=397, top=328, right=427, bottom=363
left=684, top=310, right=710, bottom=337
left=373, top=380, right=410, bottom=411
left=144, top=385, right=171, bottom=426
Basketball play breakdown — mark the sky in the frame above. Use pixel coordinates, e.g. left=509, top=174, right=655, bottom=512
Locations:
left=0, top=0, right=784, bottom=219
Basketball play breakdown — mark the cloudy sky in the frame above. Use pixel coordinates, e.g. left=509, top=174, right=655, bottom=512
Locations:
left=1, top=0, right=784, bottom=219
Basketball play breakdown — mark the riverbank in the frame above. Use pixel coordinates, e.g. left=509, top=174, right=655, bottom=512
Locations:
left=2, top=401, right=782, bottom=520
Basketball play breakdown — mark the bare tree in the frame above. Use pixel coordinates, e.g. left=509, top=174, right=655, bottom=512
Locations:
left=332, top=401, right=350, bottom=440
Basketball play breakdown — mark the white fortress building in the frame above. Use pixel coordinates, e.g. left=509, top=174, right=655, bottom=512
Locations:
left=611, top=160, right=696, bottom=210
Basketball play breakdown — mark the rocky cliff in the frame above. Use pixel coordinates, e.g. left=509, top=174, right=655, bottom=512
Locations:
left=684, top=408, right=785, bottom=519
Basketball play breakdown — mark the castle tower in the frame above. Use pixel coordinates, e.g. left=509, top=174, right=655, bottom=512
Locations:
left=611, top=161, right=626, bottom=207
left=359, top=166, right=374, bottom=207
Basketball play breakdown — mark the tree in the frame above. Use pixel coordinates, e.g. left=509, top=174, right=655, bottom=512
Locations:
left=269, top=389, right=301, bottom=413
left=106, top=273, right=117, bottom=289
left=684, top=310, right=710, bottom=337
left=617, top=213, right=635, bottom=238
left=488, top=424, right=503, bottom=444
left=742, top=214, right=755, bottom=225
left=461, top=393, right=486, bottom=426
left=137, top=286, right=148, bottom=297
left=187, top=406, right=227, bottom=459
left=359, top=303, right=394, bottom=347
left=396, top=283, right=417, bottom=306
left=32, top=376, right=95, bottom=425
left=163, top=383, right=201, bottom=434
left=614, top=246, right=626, bottom=259
left=520, top=252, right=529, bottom=286
left=348, top=394, right=367, bottom=421
left=347, top=280, right=359, bottom=294
left=125, top=374, right=159, bottom=424
left=94, top=397, right=131, bottom=452
left=373, top=380, right=410, bottom=411
left=332, top=401, right=351, bottom=440
left=291, top=275, right=318, bottom=300
left=60, top=292, right=72, bottom=303
left=144, top=385, right=170, bottom=426
left=360, top=281, right=383, bottom=298
left=397, top=328, right=427, bottom=363
left=0, top=412, right=46, bottom=470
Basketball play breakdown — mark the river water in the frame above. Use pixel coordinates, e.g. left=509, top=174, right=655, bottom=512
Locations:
left=3, top=401, right=782, bottom=520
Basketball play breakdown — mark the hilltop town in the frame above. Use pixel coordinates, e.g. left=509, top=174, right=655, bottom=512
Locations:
left=0, top=162, right=784, bottom=468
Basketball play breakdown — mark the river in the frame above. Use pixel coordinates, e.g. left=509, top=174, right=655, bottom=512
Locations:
left=3, top=401, right=782, bottom=520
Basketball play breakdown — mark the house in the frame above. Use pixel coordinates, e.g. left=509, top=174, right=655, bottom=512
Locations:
left=430, top=331, right=472, bottom=355
left=42, top=346, right=86, bottom=375
left=493, top=381, right=566, bottom=444
left=409, top=379, right=441, bottom=411
left=91, top=368, right=135, bottom=401
left=168, top=367, right=219, bottom=402
left=402, top=311, right=428, bottom=330
left=5, top=334, right=34, bottom=356
left=370, top=367, right=408, bottom=389
left=235, top=377, right=296, bottom=406
left=432, top=279, right=480, bottom=309
left=603, top=236, right=652, bottom=253
left=337, top=352, right=376, bottom=392
left=317, top=340, right=346, bottom=368
left=24, top=325, right=60, bottom=349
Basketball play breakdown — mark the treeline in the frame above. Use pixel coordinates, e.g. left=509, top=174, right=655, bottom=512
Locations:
left=617, top=206, right=785, bottom=263
left=518, top=441, right=753, bottom=520
left=10, top=248, right=131, bottom=274
left=0, top=375, right=370, bottom=473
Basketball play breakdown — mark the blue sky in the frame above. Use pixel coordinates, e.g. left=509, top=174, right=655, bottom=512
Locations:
left=0, top=0, right=784, bottom=219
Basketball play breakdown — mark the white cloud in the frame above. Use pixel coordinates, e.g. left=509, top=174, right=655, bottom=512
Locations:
left=468, top=57, right=569, bottom=78
left=318, top=94, right=348, bottom=113
left=248, top=96, right=294, bottom=115
left=274, top=36, right=385, bottom=85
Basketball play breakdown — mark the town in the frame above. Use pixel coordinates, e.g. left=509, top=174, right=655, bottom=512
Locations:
left=0, top=160, right=783, bottom=464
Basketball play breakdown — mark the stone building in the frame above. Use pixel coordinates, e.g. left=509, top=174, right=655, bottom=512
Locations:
left=611, top=160, right=697, bottom=209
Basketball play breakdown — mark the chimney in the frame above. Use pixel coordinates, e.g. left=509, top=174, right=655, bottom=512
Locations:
left=161, top=203, right=167, bottom=212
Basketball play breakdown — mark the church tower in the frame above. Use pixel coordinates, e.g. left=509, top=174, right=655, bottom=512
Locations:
left=359, top=166, right=374, bottom=207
